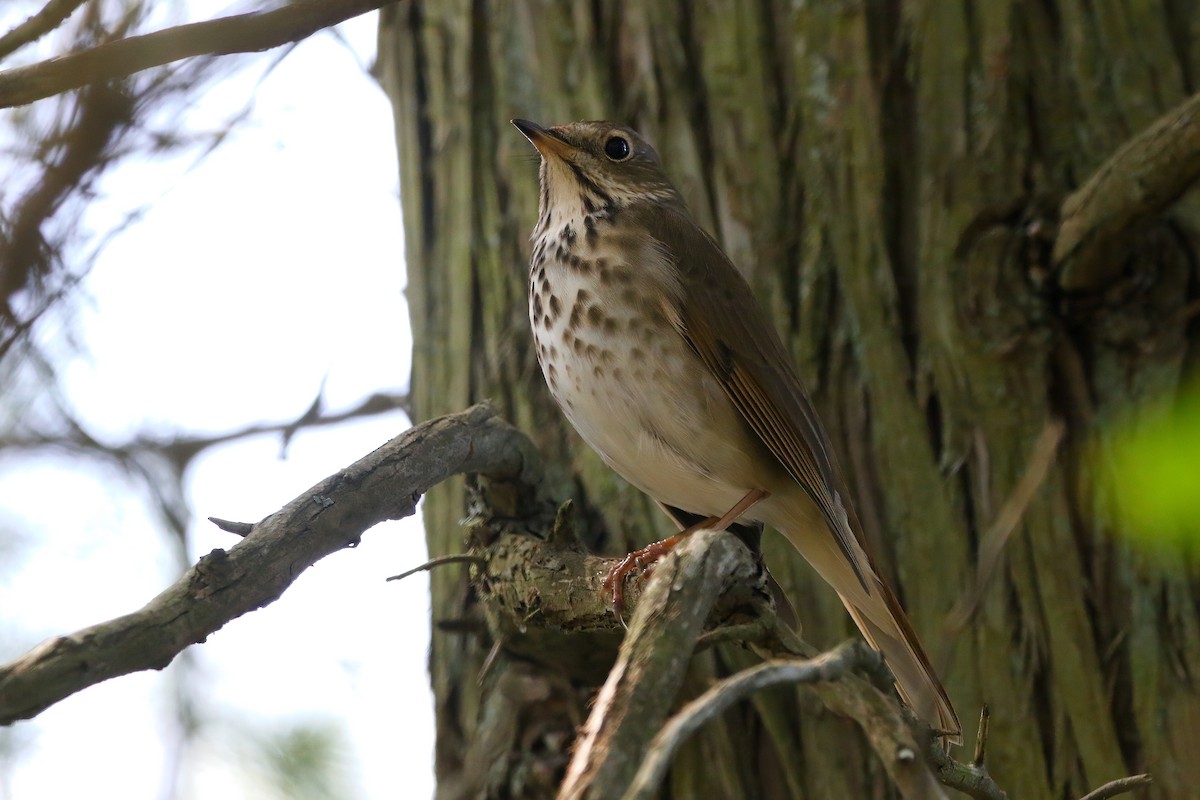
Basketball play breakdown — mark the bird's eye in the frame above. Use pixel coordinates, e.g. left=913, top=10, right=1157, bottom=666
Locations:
left=603, top=136, right=631, bottom=161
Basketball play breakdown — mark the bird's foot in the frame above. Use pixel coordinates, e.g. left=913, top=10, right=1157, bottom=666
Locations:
left=602, top=533, right=688, bottom=626
left=600, top=490, right=770, bottom=626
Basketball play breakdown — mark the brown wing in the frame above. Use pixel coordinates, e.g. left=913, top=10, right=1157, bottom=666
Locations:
left=641, top=207, right=870, bottom=591
left=642, top=208, right=961, bottom=740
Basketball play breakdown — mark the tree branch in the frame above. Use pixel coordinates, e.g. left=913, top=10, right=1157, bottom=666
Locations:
left=624, top=641, right=902, bottom=800
left=0, top=0, right=401, bottom=109
left=1077, top=774, right=1153, bottom=800
left=0, top=402, right=540, bottom=725
left=557, top=529, right=764, bottom=800
left=0, top=0, right=89, bottom=61
left=1054, top=89, right=1200, bottom=289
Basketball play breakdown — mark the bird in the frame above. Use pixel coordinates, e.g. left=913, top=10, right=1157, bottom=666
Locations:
left=512, top=118, right=960, bottom=741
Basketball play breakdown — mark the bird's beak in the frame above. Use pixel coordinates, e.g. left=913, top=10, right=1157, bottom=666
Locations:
left=512, top=118, right=576, bottom=160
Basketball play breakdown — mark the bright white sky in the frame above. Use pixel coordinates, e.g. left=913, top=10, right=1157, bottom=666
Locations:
left=0, top=5, right=433, bottom=798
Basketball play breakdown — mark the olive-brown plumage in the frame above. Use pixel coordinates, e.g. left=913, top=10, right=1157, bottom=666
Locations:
left=514, top=118, right=960, bottom=740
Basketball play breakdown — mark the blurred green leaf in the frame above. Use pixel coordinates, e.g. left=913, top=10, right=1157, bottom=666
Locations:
left=1106, top=381, right=1200, bottom=555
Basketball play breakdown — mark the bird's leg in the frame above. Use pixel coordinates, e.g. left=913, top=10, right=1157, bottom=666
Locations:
left=602, top=488, right=769, bottom=622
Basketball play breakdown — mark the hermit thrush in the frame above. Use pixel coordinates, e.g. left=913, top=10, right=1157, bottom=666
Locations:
left=513, top=118, right=960, bottom=740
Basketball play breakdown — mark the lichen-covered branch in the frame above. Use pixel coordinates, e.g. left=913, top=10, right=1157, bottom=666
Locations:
left=0, top=0, right=400, bottom=109
left=0, top=403, right=539, bottom=725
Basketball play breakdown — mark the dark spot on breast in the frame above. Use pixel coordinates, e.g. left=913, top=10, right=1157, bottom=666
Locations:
left=548, top=294, right=562, bottom=320
left=602, top=317, right=618, bottom=334
left=586, top=305, right=604, bottom=326
left=572, top=337, right=585, bottom=354
left=556, top=244, right=568, bottom=260
left=631, top=346, right=645, bottom=361
left=570, top=289, right=592, bottom=322
left=532, top=294, right=543, bottom=318
left=582, top=196, right=597, bottom=214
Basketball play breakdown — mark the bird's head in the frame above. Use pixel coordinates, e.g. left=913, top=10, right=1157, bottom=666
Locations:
left=512, top=119, right=685, bottom=223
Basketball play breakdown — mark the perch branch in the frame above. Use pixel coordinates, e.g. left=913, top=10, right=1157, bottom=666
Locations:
left=0, top=0, right=401, bottom=109
left=557, top=529, right=762, bottom=800
left=0, top=402, right=541, bottom=725
left=1054, top=89, right=1200, bottom=289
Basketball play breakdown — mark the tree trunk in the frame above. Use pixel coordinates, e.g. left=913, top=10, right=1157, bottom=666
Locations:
left=377, top=2, right=1200, bottom=797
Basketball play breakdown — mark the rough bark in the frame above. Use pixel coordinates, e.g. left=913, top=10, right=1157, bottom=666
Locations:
left=378, top=2, right=1200, bottom=798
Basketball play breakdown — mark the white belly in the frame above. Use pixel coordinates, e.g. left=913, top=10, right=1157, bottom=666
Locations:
left=531, top=266, right=766, bottom=520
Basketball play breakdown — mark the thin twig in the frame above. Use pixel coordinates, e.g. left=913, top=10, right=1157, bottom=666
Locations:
left=0, top=0, right=401, bottom=109
left=477, top=638, right=503, bottom=686
left=386, top=554, right=486, bottom=582
left=1077, top=774, right=1153, bottom=800
left=972, top=704, right=991, bottom=768
left=0, top=0, right=88, bottom=61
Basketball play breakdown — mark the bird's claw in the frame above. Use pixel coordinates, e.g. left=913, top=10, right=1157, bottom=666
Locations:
left=601, top=536, right=683, bottom=625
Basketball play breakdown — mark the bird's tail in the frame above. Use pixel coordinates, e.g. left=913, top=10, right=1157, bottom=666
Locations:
left=780, top=520, right=961, bottom=742
left=840, top=579, right=961, bottom=743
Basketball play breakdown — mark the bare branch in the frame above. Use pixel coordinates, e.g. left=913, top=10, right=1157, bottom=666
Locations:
left=625, top=641, right=888, bottom=800
left=385, top=554, right=486, bottom=582
left=924, top=741, right=1009, bottom=800
left=558, top=529, right=763, bottom=800
left=0, top=402, right=541, bottom=725
left=0, top=0, right=89, bottom=61
left=1077, top=774, right=1153, bottom=800
left=0, top=0, right=401, bottom=110
left=1054, top=89, right=1200, bottom=289
left=1, top=391, right=409, bottom=467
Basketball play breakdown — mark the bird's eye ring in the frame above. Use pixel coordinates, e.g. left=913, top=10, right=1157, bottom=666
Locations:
left=603, top=136, right=631, bottom=161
